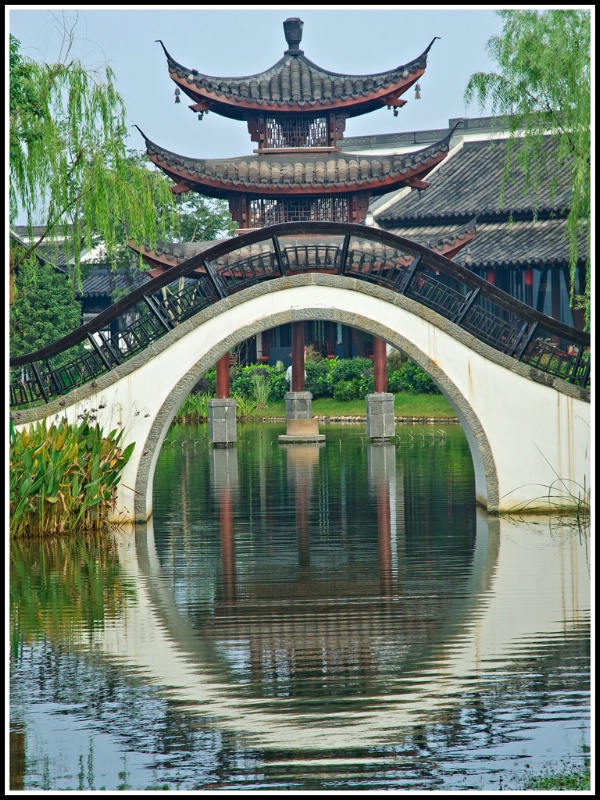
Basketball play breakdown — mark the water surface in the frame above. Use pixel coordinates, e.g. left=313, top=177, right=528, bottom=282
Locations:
left=9, top=422, right=590, bottom=791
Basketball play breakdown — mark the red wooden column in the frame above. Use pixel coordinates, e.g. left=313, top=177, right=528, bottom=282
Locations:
left=373, top=337, right=387, bottom=393
left=291, top=322, right=305, bottom=392
left=216, top=353, right=230, bottom=398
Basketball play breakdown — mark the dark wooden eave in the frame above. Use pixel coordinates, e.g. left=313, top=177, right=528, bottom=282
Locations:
left=135, top=126, right=453, bottom=199
left=157, top=34, right=438, bottom=121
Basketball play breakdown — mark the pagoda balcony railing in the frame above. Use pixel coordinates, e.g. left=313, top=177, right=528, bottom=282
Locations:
left=10, top=222, right=591, bottom=409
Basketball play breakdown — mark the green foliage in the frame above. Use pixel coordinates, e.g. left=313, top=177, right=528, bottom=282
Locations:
left=329, top=356, right=373, bottom=385
left=191, top=367, right=217, bottom=396
left=9, top=33, right=178, bottom=281
left=9, top=248, right=83, bottom=360
left=464, top=10, right=591, bottom=328
left=230, top=365, right=287, bottom=401
left=9, top=415, right=135, bottom=537
left=388, top=362, right=440, bottom=394
left=250, top=374, right=271, bottom=408
left=125, top=149, right=237, bottom=244
left=387, top=348, right=408, bottom=372
left=173, top=393, right=211, bottom=424
left=228, top=357, right=439, bottom=402
left=517, top=753, right=591, bottom=792
left=232, top=394, right=258, bottom=419
left=333, top=379, right=359, bottom=402
left=305, top=359, right=334, bottom=398
left=173, top=358, right=440, bottom=423
left=175, top=191, right=237, bottom=242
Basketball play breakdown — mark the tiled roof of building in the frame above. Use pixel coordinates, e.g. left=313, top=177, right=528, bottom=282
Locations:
left=76, top=265, right=150, bottom=298
left=142, top=130, right=452, bottom=196
left=387, top=219, right=586, bottom=269
left=11, top=226, right=106, bottom=269
left=160, top=19, right=436, bottom=116
left=376, top=137, right=572, bottom=222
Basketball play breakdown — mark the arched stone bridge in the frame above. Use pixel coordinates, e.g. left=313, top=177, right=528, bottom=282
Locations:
left=10, top=222, right=590, bottom=521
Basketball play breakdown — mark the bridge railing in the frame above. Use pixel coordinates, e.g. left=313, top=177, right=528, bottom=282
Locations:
left=10, top=222, right=590, bottom=409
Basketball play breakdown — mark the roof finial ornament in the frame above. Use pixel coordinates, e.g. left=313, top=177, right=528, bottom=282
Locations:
left=283, top=18, right=304, bottom=55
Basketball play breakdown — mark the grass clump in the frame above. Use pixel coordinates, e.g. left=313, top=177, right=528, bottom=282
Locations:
left=9, top=415, right=134, bottom=538
left=519, top=758, right=591, bottom=791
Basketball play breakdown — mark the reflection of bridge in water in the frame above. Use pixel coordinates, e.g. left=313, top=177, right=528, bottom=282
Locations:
left=88, top=442, right=588, bottom=751
left=10, top=222, right=591, bottom=517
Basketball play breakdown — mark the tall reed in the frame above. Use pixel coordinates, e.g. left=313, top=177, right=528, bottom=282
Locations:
left=173, top=392, right=211, bottom=423
left=9, top=416, right=135, bottom=538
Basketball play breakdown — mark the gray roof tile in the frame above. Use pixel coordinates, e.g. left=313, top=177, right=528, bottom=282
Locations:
left=377, top=137, right=573, bottom=221
left=386, top=220, right=586, bottom=268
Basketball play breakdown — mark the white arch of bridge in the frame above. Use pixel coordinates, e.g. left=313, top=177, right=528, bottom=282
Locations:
left=14, top=275, right=590, bottom=521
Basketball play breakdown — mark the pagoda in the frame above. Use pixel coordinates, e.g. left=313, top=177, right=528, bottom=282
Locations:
left=133, top=18, right=470, bottom=443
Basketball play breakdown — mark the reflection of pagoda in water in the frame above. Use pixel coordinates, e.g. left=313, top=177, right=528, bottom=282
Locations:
left=200, top=435, right=478, bottom=697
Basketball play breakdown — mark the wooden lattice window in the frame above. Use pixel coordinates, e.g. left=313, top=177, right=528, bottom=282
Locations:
left=265, top=116, right=329, bottom=148
left=249, top=197, right=349, bottom=228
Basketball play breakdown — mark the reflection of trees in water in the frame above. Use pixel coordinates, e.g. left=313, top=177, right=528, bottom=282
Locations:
left=9, top=532, right=134, bottom=656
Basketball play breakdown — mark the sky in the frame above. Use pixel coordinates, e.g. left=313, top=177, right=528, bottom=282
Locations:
left=8, top=4, right=508, bottom=162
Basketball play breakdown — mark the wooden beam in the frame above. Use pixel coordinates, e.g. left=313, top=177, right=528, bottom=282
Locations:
left=404, top=178, right=430, bottom=189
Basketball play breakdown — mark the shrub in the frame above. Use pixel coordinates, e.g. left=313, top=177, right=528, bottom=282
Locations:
left=9, top=415, right=134, bottom=538
left=333, top=379, right=360, bottom=401
left=305, top=359, right=334, bottom=398
left=330, top=356, right=373, bottom=385
left=232, top=394, right=258, bottom=418
left=387, top=348, right=408, bottom=372
left=191, top=376, right=212, bottom=395
left=388, top=362, right=440, bottom=394
left=230, top=364, right=289, bottom=400
left=268, top=369, right=289, bottom=400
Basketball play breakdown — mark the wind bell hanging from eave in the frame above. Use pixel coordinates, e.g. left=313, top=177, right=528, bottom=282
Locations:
left=174, top=87, right=181, bottom=103
left=414, top=82, right=421, bottom=100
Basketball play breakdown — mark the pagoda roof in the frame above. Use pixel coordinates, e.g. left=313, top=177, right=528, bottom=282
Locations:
left=138, top=127, right=453, bottom=198
left=158, top=18, right=437, bottom=120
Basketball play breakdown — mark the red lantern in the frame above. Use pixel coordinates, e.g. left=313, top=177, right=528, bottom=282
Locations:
left=486, top=270, right=496, bottom=285
left=524, top=269, right=534, bottom=286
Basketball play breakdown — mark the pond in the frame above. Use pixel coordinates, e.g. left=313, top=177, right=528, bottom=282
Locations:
left=9, top=422, right=590, bottom=791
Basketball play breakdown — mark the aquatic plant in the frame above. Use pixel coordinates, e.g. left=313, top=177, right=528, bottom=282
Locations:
left=174, top=392, right=211, bottom=423
left=250, top=373, right=271, bottom=408
left=9, top=415, right=134, bottom=537
left=232, top=393, right=258, bottom=419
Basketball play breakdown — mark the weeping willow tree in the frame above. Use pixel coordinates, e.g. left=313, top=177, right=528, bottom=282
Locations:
left=9, top=32, right=179, bottom=290
left=464, top=9, right=591, bottom=330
